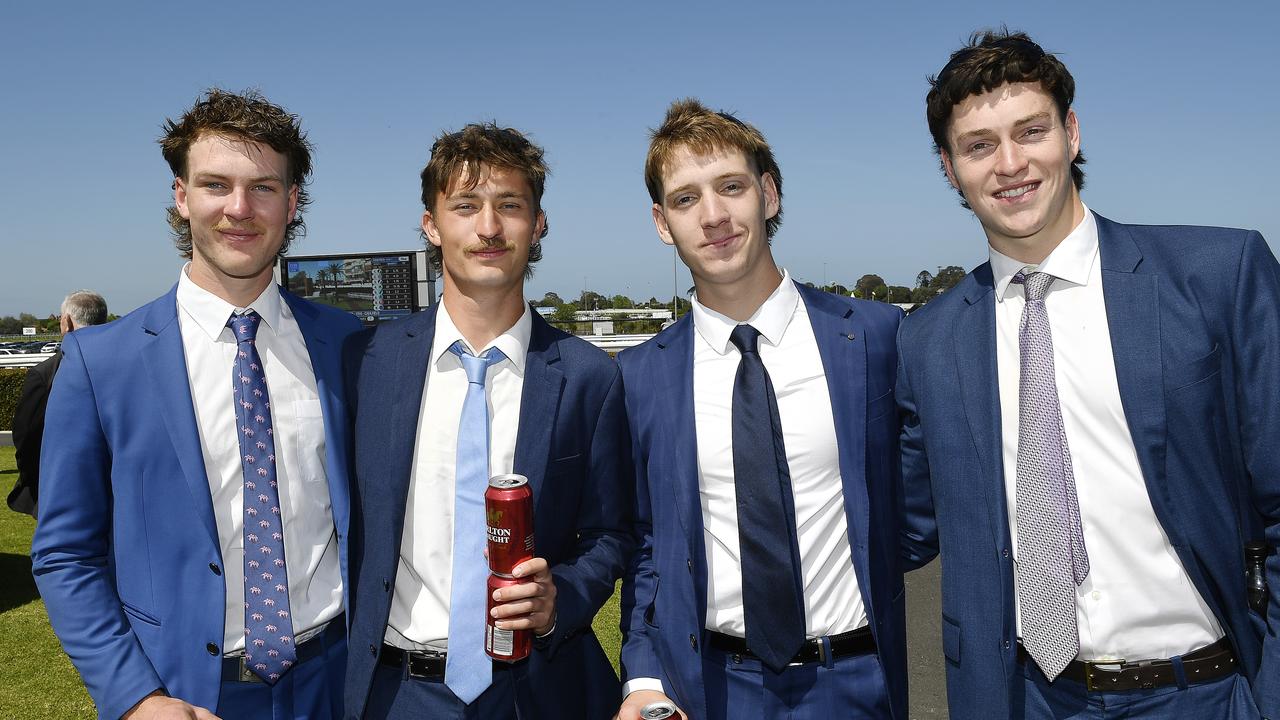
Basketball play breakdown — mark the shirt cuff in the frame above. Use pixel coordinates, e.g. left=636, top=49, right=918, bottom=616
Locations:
left=622, top=677, right=665, bottom=697
left=535, top=620, right=556, bottom=639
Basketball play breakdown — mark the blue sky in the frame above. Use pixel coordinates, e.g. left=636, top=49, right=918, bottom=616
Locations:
left=2, top=1, right=1277, bottom=316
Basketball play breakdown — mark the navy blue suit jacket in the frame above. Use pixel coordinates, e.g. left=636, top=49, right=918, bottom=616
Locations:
left=342, top=306, right=633, bottom=719
left=31, top=285, right=360, bottom=720
left=618, top=283, right=908, bottom=720
left=898, top=215, right=1280, bottom=719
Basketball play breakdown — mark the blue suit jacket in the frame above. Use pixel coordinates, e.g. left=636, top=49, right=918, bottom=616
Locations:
left=618, top=283, right=908, bottom=720
left=898, top=215, right=1280, bottom=719
left=342, top=306, right=633, bottom=719
left=30, top=284, right=360, bottom=720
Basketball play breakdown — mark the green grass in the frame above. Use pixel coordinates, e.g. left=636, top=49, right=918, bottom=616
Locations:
left=0, top=446, right=95, bottom=719
left=0, top=446, right=624, bottom=718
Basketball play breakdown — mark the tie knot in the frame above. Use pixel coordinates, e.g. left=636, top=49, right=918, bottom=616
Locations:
left=228, top=311, right=262, bottom=343
left=729, top=324, right=762, bottom=355
left=450, top=340, right=506, bottom=385
left=1013, top=271, right=1055, bottom=302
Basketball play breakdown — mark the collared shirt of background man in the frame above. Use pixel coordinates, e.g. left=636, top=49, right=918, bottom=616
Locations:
left=32, top=89, right=360, bottom=720
left=615, top=99, right=909, bottom=720
left=897, top=29, right=1279, bottom=720
left=342, top=122, right=632, bottom=720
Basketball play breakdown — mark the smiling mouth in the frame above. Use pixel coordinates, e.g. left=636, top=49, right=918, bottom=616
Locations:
left=993, top=182, right=1039, bottom=200
left=704, top=234, right=739, bottom=249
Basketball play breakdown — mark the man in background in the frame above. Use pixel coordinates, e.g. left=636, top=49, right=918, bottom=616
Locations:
left=8, top=289, right=107, bottom=517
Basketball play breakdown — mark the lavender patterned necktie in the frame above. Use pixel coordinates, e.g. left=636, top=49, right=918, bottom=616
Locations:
left=230, top=311, right=296, bottom=684
left=1011, top=271, right=1090, bottom=681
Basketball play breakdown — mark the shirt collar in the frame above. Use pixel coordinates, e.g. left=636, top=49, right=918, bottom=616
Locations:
left=691, top=268, right=798, bottom=355
left=990, top=205, right=1099, bottom=302
left=431, top=300, right=531, bottom=372
left=176, top=263, right=285, bottom=340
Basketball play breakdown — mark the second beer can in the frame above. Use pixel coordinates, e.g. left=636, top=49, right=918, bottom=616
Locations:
left=639, top=701, right=678, bottom=719
left=485, top=573, right=532, bottom=661
left=486, top=474, right=534, bottom=576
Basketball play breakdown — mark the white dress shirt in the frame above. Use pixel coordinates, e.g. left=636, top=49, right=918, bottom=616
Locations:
left=385, top=302, right=530, bottom=651
left=992, top=207, right=1221, bottom=661
left=175, top=266, right=343, bottom=654
left=693, top=270, right=866, bottom=637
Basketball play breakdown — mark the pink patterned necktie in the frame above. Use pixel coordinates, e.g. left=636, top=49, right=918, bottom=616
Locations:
left=1011, top=271, right=1090, bottom=681
left=230, top=311, right=296, bottom=684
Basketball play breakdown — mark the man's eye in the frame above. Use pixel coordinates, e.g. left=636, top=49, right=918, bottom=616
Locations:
left=674, top=195, right=695, bottom=207
left=968, top=142, right=992, bottom=153
left=722, top=182, right=742, bottom=193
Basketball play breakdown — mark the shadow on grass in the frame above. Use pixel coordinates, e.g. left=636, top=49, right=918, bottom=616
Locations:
left=0, top=552, right=38, bottom=613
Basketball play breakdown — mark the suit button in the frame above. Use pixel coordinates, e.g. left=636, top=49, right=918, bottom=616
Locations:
left=370, top=644, right=378, bottom=656
left=1003, top=640, right=1011, bottom=650
left=1002, top=548, right=1010, bottom=559
left=846, top=333, right=856, bottom=340
left=206, top=643, right=219, bottom=655
left=383, top=578, right=390, bottom=591
left=686, top=559, right=693, bottom=573
left=209, top=563, right=222, bottom=576
left=689, top=634, right=698, bottom=651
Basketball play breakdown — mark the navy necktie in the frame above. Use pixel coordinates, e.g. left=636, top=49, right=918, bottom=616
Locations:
left=230, top=311, right=296, bottom=684
left=729, top=324, right=806, bottom=673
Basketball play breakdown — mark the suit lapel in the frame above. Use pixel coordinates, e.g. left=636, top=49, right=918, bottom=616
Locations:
left=797, top=285, right=871, bottom=586
left=1096, top=216, right=1171, bottom=521
left=140, top=287, right=219, bottom=549
left=515, top=314, right=565, bottom=507
left=378, top=308, right=437, bottom=553
left=954, top=267, right=1011, bottom=548
left=654, top=316, right=701, bottom=539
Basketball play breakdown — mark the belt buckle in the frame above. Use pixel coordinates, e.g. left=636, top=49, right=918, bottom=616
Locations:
left=1083, top=658, right=1126, bottom=692
left=236, top=657, right=264, bottom=684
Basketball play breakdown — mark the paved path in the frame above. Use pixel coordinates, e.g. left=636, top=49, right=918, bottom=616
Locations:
left=905, top=560, right=949, bottom=718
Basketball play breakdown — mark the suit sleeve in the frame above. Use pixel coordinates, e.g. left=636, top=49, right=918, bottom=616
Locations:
left=897, top=321, right=940, bottom=570
left=29, top=334, right=164, bottom=719
left=11, top=358, right=52, bottom=511
left=617, top=361, right=669, bottom=688
left=1229, top=231, right=1280, bottom=716
left=545, top=366, right=636, bottom=657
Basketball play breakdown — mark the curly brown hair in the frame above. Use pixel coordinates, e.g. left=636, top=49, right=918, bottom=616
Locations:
left=644, top=98, right=783, bottom=240
left=160, top=88, right=313, bottom=258
left=926, top=29, right=1085, bottom=208
left=419, top=122, right=549, bottom=279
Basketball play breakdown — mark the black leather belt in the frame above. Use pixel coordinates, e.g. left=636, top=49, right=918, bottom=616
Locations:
left=708, top=626, right=876, bottom=665
left=1017, top=637, right=1239, bottom=692
left=222, top=616, right=344, bottom=683
left=377, top=643, right=515, bottom=679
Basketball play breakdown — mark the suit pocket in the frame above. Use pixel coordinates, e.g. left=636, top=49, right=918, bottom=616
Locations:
left=121, top=599, right=162, bottom=627
left=547, top=454, right=583, bottom=475
left=1165, top=343, right=1221, bottom=392
left=941, top=614, right=961, bottom=665
left=868, top=388, right=895, bottom=422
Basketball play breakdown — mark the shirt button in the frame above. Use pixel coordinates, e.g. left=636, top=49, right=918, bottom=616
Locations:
left=206, top=642, right=219, bottom=655
left=209, top=563, right=222, bottom=576
left=1091, top=591, right=1101, bottom=601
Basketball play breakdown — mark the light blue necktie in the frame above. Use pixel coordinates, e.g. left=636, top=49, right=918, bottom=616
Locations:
left=445, top=340, right=507, bottom=704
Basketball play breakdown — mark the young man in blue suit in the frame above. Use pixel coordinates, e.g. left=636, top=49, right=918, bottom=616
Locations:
left=31, top=90, right=360, bottom=719
left=343, top=123, right=632, bottom=719
left=616, top=100, right=907, bottom=720
left=898, top=30, right=1279, bottom=719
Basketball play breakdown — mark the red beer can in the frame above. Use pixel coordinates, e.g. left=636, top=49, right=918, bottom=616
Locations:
left=486, top=573, right=532, bottom=661
left=486, top=474, right=534, bottom=576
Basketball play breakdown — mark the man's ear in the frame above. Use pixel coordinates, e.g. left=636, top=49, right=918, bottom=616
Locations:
left=761, top=172, right=780, bottom=220
left=422, top=210, right=443, bottom=248
left=652, top=203, right=675, bottom=247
